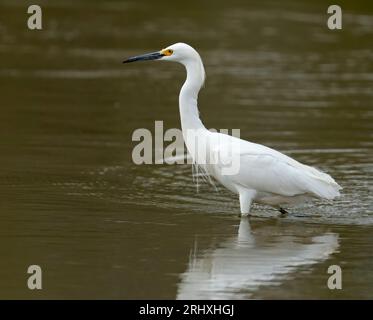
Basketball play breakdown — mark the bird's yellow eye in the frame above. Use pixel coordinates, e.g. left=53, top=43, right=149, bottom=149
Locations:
left=162, top=48, right=173, bottom=56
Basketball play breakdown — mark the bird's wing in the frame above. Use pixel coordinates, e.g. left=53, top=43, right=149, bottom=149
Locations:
left=210, top=133, right=341, bottom=199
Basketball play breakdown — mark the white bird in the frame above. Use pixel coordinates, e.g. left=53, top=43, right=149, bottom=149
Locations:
left=123, top=43, right=342, bottom=215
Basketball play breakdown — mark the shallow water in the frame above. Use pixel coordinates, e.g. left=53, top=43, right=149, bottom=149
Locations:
left=0, top=0, right=372, bottom=299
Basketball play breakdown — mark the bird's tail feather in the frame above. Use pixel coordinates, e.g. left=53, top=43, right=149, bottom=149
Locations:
left=302, top=165, right=342, bottom=200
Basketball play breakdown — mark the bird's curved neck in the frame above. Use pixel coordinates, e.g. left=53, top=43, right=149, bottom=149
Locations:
left=179, top=59, right=206, bottom=133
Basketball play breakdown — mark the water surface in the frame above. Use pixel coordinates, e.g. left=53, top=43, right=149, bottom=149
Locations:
left=0, top=0, right=372, bottom=299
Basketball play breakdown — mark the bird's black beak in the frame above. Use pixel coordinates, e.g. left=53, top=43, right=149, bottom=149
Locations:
left=123, top=51, right=164, bottom=64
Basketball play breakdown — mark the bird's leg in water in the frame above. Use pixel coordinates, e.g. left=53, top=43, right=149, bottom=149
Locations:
left=239, top=189, right=256, bottom=216
left=279, top=207, right=288, bottom=215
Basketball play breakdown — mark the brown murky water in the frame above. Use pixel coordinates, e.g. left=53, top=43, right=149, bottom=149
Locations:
left=0, top=0, right=372, bottom=299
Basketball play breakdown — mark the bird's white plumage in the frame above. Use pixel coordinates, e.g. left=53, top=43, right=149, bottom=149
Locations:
left=126, top=42, right=342, bottom=214
left=214, top=133, right=340, bottom=199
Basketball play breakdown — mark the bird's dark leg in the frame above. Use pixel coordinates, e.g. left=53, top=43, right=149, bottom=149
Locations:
left=279, top=207, right=288, bottom=215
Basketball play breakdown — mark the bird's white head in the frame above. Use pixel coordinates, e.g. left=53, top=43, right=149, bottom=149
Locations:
left=123, top=42, right=206, bottom=87
left=123, top=42, right=199, bottom=64
left=159, top=43, right=202, bottom=64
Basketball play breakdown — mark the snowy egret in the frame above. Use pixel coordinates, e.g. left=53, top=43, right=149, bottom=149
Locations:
left=123, top=43, right=342, bottom=215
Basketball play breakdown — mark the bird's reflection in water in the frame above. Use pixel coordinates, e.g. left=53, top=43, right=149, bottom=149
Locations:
left=177, top=218, right=339, bottom=299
